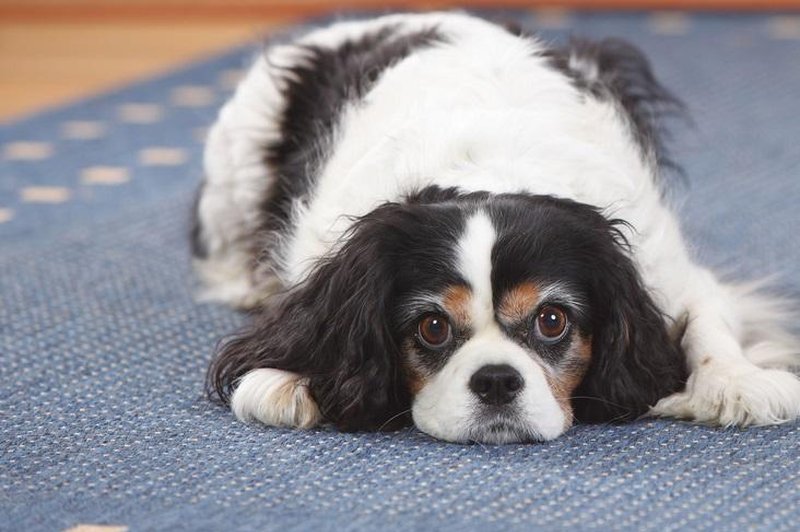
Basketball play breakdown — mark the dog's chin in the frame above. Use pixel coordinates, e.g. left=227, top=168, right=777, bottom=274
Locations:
left=415, top=411, right=553, bottom=444
left=467, top=420, right=543, bottom=444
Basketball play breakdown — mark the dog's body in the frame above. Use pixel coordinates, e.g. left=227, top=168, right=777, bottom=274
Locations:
left=193, top=12, right=800, bottom=443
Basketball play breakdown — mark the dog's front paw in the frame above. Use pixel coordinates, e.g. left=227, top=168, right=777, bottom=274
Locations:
left=231, top=368, right=321, bottom=428
left=651, top=361, right=800, bottom=426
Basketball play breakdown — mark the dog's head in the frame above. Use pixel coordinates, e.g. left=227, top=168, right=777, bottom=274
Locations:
left=208, top=188, right=685, bottom=443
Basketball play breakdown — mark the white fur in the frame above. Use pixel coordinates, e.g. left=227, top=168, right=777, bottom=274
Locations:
left=457, top=212, right=496, bottom=329
left=231, top=368, right=321, bottom=428
left=201, top=12, right=800, bottom=433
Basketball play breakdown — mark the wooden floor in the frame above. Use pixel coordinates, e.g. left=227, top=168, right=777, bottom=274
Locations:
left=0, top=21, right=286, bottom=122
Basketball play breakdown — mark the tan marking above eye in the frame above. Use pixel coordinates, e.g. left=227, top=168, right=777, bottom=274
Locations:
left=497, top=282, right=541, bottom=324
left=442, top=284, right=472, bottom=327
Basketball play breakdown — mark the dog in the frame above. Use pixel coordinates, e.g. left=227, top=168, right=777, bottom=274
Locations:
left=192, top=12, right=800, bottom=443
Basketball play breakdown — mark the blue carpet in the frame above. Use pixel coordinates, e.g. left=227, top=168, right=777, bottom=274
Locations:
left=2, top=10, right=800, bottom=531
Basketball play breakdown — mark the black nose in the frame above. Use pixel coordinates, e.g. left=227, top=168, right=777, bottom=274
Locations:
left=469, top=364, right=524, bottom=406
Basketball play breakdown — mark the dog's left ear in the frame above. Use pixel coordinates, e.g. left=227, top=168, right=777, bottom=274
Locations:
left=572, top=223, right=687, bottom=423
left=207, top=203, right=411, bottom=431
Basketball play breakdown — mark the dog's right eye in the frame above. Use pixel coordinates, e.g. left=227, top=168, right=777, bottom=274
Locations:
left=533, top=305, right=569, bottom=343
left=417, top=314, right=452, bottom=349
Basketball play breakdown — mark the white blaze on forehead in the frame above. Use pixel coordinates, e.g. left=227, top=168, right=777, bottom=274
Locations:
left=457, top=211, right=496, bottom=329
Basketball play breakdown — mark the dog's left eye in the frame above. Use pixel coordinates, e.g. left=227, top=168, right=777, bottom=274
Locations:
left=533, top=305, right=569, bottom=343
left=418, top=314, right=452, bottom=349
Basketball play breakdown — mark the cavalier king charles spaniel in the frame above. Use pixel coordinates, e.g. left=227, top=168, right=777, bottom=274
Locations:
left=192, top=12, right=800, bottom=443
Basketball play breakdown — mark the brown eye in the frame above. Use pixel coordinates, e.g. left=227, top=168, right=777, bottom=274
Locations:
left=534, top=305, right=568, bottom=342
left=418, top=314, right=452, bottom=349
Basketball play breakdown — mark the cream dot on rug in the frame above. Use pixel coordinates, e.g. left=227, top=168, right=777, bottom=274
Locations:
left=61, top=120, right=107, bottom=140
left=649, top=11, right=691, bottom=36
left=768, top=16, right=800, bottom=40
left=20, top=186, right=71, bottom=203
left=0, top=208, right=14, bottom=223
left=171, top=85, right=216, bottom=107
left=532, top=8, right=571, bottom=30
left=117, top=103, right=163, bottom=124
left=139, top=147, right=187, bottom=166
left=3, top=141, right=53, bottom=161
left=64, top=525, right=128, bottom=532
left=81, top=166, right=130, bottom=185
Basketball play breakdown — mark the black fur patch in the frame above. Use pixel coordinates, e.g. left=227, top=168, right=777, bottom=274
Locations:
left=541, top=38, right=685, bottom=173
left=261, top=25, right=446, bottom=233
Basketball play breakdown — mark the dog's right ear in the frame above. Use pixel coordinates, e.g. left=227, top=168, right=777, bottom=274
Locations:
left=207, top=202, right=412, bottom=432
left=570, top=216, right=687, bottom=423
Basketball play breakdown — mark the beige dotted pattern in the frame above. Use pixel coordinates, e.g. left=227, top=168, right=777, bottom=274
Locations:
left=3, top=141, right=53, bottom=161
left=117, top=103, right=163, bottom=124
left=767, top=16, right=800, bottom=40
left=20, top=186, right=71, bottom=203
left=0, top=208, right=14, bottom=223
left=81, top=166, right=130, bottom=185
left=61, top=121, right=106, bottom=140
left=139, top=147, right=188, bottom=166
left=171, top=85, right=216, bottom=107
left=649, top=12, right=691, bottom=36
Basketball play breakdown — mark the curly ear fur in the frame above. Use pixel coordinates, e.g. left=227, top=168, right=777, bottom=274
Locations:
left=207, top=204, right=411, bottom=431
left=572, top=224, right=688, bottom=423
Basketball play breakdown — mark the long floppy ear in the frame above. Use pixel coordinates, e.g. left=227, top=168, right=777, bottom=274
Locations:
left=207, top=204, right=410, bottom=431
left=572, top=224, right=687, bottom=423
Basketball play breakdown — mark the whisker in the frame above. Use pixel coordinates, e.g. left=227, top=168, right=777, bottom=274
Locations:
left=567, top=395, right=643, bottom=427
left=378, top=409, right=412, bottom=431
left=469, top=437, right=489, bottom=450
left=569, top=395, right=631, bottom=411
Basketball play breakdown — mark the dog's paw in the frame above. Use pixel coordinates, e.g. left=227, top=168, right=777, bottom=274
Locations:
left=231, top=368, right=321, bottom=428
left=651, top=361, right=800, bottom=426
